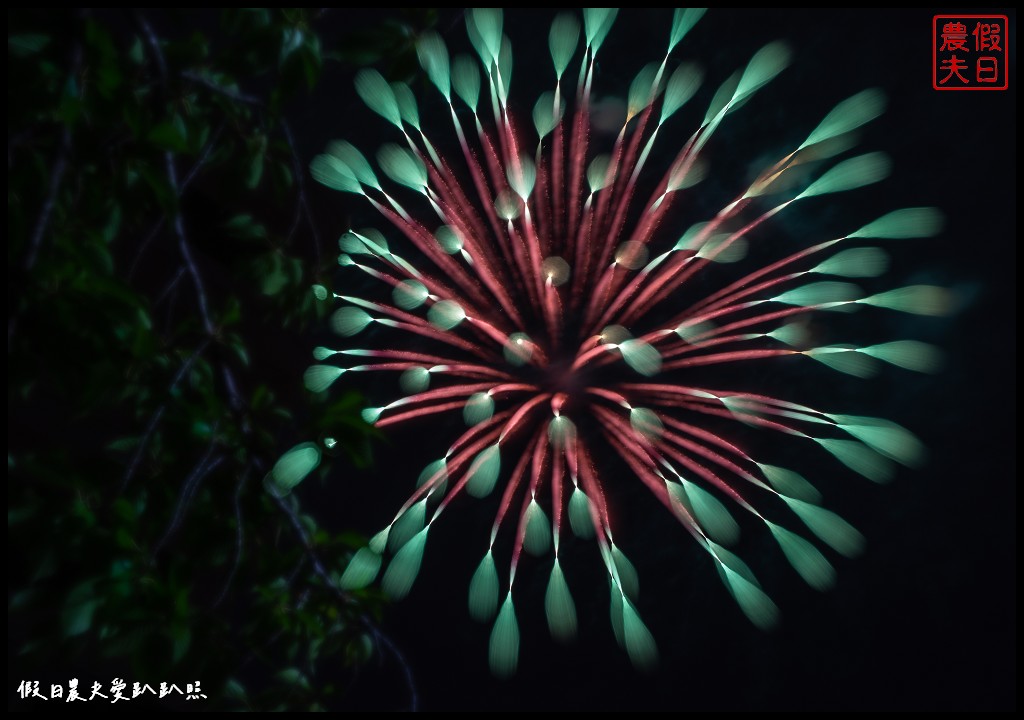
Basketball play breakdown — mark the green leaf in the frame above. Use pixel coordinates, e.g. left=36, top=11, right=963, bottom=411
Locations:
left=225, top=213, right=267, bottom=240
left=9, top=34, right=50, bottom=57
left=147, top=116, right=189, bottom=152
left=276, top=668, right=311, bottom=691
left=62, top=581, right=99, bottom=637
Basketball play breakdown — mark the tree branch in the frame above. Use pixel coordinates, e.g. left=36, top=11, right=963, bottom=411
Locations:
left=152, top=444, right=225, bottom=558
left=212, top=466, right=251, bottom=608
left=282, top=119, right=321, bottom=265
left=272, top=493, right=419, bottom=712
left=182, top=70, right=264, bottom=106
left=120, top=338, right=211, bottom=493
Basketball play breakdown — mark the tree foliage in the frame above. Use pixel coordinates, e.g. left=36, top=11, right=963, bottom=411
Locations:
left=8, top=7, right=435, bottom=711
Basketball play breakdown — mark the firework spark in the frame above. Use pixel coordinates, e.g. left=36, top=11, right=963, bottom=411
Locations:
left=297, top=8, right=947, bottom=675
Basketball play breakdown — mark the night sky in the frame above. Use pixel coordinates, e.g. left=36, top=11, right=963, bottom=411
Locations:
left=12, top=7, right=1016, bottom=712
left=285, top=8, right=1015, bottom=712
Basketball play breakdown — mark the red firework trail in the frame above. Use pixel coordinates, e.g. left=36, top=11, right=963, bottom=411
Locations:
left=281, top=8, right=950, bottom=675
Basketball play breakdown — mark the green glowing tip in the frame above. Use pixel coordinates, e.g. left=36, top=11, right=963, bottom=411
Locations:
left=859, top=285, right=952, bottom=316
left=804, top=347, right=880, bottom=378
left=494, top=189, right=522, bottom=221
left=327, top=142, right=379, bottom=190
left=523, top=500, right=552, bottom=556
left=586, top=154, right=613, bottom=193
left=622, top=597, right=658, bottom=670
left=766, top=522, right=836, bottom=591
left=312, top=284, right=329, bottom=300
left=470, top=7, right=503, bottom=63
left=541, top=255, right=571, bottom=286
left=798, top=152, right=892, bottom=199
left=465, top=444, right=501, bottom=498
left=781, top=497, right=864, bottom=558
left=849, top=207, right=945, bottom=239
left=758, top=463, right=822, bottom=503
left=610, top=583, right=625, bottom=647
left=668, top=481, right=740, bottom=546
left=568, top=487, right=595, bottom=539
left=548, top=415, right=577, bottom=448
left=339, top=547, right=382, bottom=590
left=583, top=7, right=618, bottom=53
left=545, top=560, right=577, bottom=642
left=703, top=71, right=740, bottom=126
left=861, top=340, right=943, bottom=373
left=310, top=153, right=361, bottom=194
left=377, top=143, right=428, bottom=191
left=773, top=281, right=860, bottom=307
left=601, top=324, right=631, bottom=344
left=533, top=91, right=562, bottom=139
left=399, top=366, right=431, bottom=394
left=614, top=241, right=649, bottom=270
left=674, top=320, right=715, bottom=343
left=504, top=333, right=533, bottom=366
left=767, top=323, right=808, bottom=348
left=451, top=54, right=481, bottom=110
left=629, top=407, right=663, bottom=441
left=710, top=542, right=779, bottom=630
left=497, top=36, right=513, bottom=104
left=427, top=299, right=466, bottom=330
left=627, top=63, right=661, bottom=118
left=814, top=437, right=894, bottom=483
left=619, top=339, right=662, bottom=376
left=469, top=551, right=500, bottom=621
left=338, top=231, right=364, bottom=255
left=506, top=155, right=536, bottom=200
left=800, top=88, right=886, bottom=150
left=311, top=346, right=335, bottom=362
left=416, top=31, right=451, bottom=100
left=331, top=306, right=374, bottom=337
left=464, top=391, right=495, bottom=426
left=354, top=68, right=402, bottom=127
left=417, top=458, right=448, bottom=490
left=611, top=545, right=640, bottom=600
left=381, top=527, right=428, bottom=599
left=391, top=81, right=420, bottom=130
left=434, top=225, right=464, bottom=255
left=368, top=527, right=390, bottom=555
left=548, top=13, right=580, bottom=78
left=393, top=279, right=429, bottom=310
left=675, top=222, right=708, bottom=251
left=323, top=437, right=336, bottom=449
left=303, top=365, right=345, bottom=393
left=667, top=158, right=707, bottom=193
left=733, top=41, right=791, bottom=106
left=660, top=63, right=703, bottom=124
left=831, top=415, right=926, bottom=468
left=360, top=407, right=382, bottom=424
left=668, top=8, right=706, bottom=51
left=811, top=247, right=890, bottom=278
left=695, top=234, right=748, bottom=263
left=496, top=36, right=514, bottom=101
left=389, top=498, right=427, bottom=552
left=267, top=442, right=321, bottom=496
left=489, top=595, right=519, bottom=678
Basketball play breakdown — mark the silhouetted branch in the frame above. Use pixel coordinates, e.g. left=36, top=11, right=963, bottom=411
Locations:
left=152, top=440, right=225, bottom=557
left=182, top=70, right=264, bottom=106
left=272, top=492, right=419, bottom=711
left=212, top=466, right=251, bottom=608
left=283, top=119, right=322, bottom=265
left=120, top=338, right=211, bottom=493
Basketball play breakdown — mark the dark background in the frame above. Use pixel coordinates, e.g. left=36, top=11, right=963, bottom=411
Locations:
left=9, top=7, right=1016, bottom=712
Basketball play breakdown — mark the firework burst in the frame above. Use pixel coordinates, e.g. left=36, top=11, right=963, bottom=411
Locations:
left=294, top=8, right=948, bottom=675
